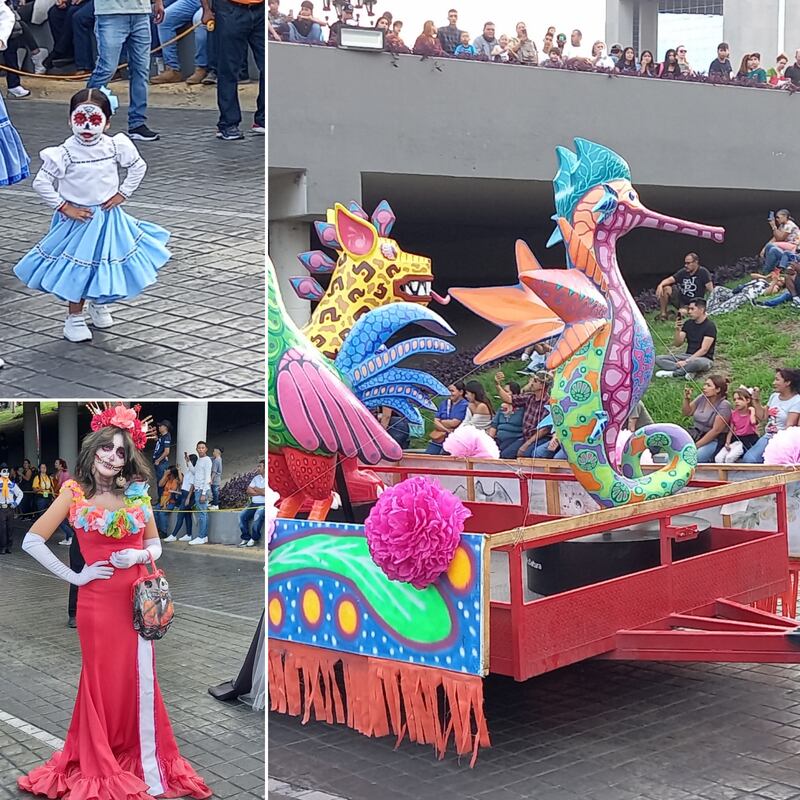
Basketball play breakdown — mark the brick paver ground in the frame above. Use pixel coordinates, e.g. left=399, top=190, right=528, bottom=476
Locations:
left=0, top=102, right=264, bottom=399
left=0, top=520, right=265, bottom=799
left=269, top=644, right=800, bottom=800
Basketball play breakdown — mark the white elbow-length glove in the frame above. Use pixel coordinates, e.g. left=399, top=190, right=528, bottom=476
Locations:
left=22, top=532, right=114, bottom=586
left=109, top=538, right=162, bottom=569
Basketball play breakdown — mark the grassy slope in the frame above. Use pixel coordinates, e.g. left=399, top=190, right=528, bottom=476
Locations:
left=412, top=302, right=800, bottom=445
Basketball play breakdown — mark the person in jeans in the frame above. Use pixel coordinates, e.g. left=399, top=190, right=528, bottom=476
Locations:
left=238, top=458, right=265, bottom=547
left=164, top=453, right=195, bottom=541
left=151, top=0, right=212, bottom=84
left=189, top=440, right=212, bottom=545
left=743, top=369, right=800, bottom=463
left=152, top=419, right=172, bottom=486
left=154, top=465, right=180, bottom=535
left=210, top=446, right=223, bottom=508
left=87, top=0, right=164, bottom=142
left=200, top=0, right=264, bottom=140
left=655, top=298, right=717, bottom=380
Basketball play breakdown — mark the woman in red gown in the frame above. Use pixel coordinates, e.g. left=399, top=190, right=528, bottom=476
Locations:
left=18, top=404, right=211, bottom=799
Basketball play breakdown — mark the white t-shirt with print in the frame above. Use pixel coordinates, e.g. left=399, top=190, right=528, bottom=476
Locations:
left=765, top=392, right=800, bottom=436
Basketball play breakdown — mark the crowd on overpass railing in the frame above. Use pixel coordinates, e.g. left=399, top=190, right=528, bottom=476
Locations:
left=268, top=2, right=800, bottom=93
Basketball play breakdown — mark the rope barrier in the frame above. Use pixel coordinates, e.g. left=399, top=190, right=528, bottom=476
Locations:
left=0, top=20, right=203, bottom=81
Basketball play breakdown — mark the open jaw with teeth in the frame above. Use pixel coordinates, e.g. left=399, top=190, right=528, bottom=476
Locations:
left=393, top=275, right=435, bottom=302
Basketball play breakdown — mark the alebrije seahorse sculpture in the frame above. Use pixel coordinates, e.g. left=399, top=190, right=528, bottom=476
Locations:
left=268, top=258, right=455, bottom=519
left=449, top=139, right=725, bottom=508
left=290, top=200, right=448, bottom=360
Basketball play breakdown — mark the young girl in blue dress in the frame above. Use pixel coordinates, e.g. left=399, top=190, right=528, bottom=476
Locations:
left=0, top=1, right=30, bottom=186
left=14, top=88, right=170, bottom=343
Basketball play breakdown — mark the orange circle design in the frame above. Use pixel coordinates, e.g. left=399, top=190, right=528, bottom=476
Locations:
left=268, top=597, right=283, bottom=627
left=337, top=599, right=358, bottom=636
left=302, top=587, right=322, bottom=625
left=446, top=546, right=472, bottom=590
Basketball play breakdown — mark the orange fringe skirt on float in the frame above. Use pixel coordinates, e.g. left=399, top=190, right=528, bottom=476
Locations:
left=268, top=642, right=490, bottom=766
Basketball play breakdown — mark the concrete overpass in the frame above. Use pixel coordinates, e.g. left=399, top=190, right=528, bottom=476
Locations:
left=268, top=42, right=800, bottom=327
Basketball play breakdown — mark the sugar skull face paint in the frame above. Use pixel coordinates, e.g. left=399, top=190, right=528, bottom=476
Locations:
left=71, top=103, right=107, bottom=144
left=94, top=432, right=126, bottom=478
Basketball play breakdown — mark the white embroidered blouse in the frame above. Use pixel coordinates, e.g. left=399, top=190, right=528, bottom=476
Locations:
left=32, top=133, right=147, bottom=210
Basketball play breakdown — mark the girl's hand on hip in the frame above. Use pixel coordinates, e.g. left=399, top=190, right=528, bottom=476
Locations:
left=60, top=203, right=93, bottom=223
left=101, top=193, right=126, bottom=211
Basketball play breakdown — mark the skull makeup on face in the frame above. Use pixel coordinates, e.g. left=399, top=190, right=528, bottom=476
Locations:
left=0, top=468, right=8, bottom=479
left=71, top=103, right=107, bottom=145
left=94, top=432, right=126, bottom=479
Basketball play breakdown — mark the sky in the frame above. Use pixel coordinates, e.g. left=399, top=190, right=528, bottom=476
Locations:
left=342, top=0, right=606, bottom=45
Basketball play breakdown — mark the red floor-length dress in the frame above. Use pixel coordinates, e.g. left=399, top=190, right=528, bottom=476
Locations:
left=18, top=480, right=211, bottom=800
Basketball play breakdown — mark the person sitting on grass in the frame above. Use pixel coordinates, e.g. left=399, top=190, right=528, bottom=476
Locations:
left=488, top=383, right=525, bottom=459
left=494, top=369, right=553, bottom=458
left=425, top=381, right=468, bottom=455
left=681, top=375, right=732, bottom=462
left=655, top=252, right=713, bottom=321
left=761, top=209, right=800, bottom=271
left=715, top=386, right=760, bottom=463
left=655, top=298, right=717, bottom=380
left=743, top=369, right=800, bottom=463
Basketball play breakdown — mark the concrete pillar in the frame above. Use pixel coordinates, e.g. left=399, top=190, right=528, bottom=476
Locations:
left=23, top=402, right=40, bottom=466
left=606, top=0, right=635, bottom=50
left=269, top=220, right=313, bottom=326
left=723, top=0, right=779, bottom=66
left=58, top=403, right=79, bottom=477
left=176, top=402, right=208, bottom=470
left=639, top=0, right=659, bottom=56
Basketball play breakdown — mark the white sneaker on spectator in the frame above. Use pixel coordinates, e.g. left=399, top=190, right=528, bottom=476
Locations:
left=178, top=534, right=192, bottom=542
left=520, top=352, right=530, bottom=361
left=8, top=86, right=31, bottom=98
left=163, top=534, right=177, bottom=542
left=86, top=302, right=115, bottom=328
left=251, top=122, right=265, bottom=134
left=792, top=297, right=800, bottom=308
left=208, top=504, right=219, bottom=510
left=685, top=372, right=697, bottom=381
left=64, top=314, right=92, bottom=342
left=31, top=48, right=48, bottom=74
left=238, top=539, right=250, bottom=547
left=245, top=539, right=255, bottom=547
left=58, top=538, right=72, bottom=546
left=654, top=370, right=674, bottom=378
left=188, top=537, right=208, bottom=545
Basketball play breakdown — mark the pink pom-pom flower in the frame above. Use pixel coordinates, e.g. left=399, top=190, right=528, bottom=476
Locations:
left=764, top=427, right=800, bottom=466
left=443, top=425, right=500, bottom=460
left=365, top=476, right=471, bottom=590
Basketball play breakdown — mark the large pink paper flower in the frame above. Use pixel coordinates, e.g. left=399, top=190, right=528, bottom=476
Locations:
left=443, top=426, right=500, bottom=460
left=109, top=405, right=138, bottom=430
left=764, top=427, right=800, bottom=466
left=365, top=476, right=471, bottom=589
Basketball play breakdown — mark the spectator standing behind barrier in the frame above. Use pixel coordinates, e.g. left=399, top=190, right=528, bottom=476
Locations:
left=675, top=45, right=693, bottom=75
left=562, top=28, right=590, bottom=60
left=656, top=252, right=713, bottom=320
left=54, top=457, right=75, bottom=546
left=542, top=47, right=561, bottom=67
left=681, top=376, right=732, bottom=462
left=44, top=0, right=94, bottom=76
left=151, top=0, right=212, bottom=85
left=32, top=462, right=54, bottom=516
left=743, top=370, right=800, bottom=463
left=491, top=34, right=512, bottom=63
left=591, top=40, right=615, bottom=69
left=86, top=0, right=163, bottom=142
left=425, top=382, right=468, bottom=455
left=17, top=458, right=34, bottom=518
left=655, top=298, right=717, bottom=380
left=239, top=457, right=265, bottom=547
left=210, top=446, right=223, bottom=508
left=164, top=452, right=195, bottom=541
left=413, top=20, right=444, bottom=57
left=768, top=53, right=789, bottom=86
left=154, top=465, right=180, bottom=535
left=738, top=52, right=767, bottom=82
left=639, top=49, right=656, bottom=76
left=188, top=440, right=211, bottom=545
left=268, top=0, right=290, bottom=40
left=709, top=42, right=733, bottom=79
left=541, top=26, right=554, bottom=55
left=453, top=31, right=475, bottom=56
left=472, top=20, right=496, bottom=57
left=659, top=48, right=680, bottom=77
left=152, top=418, right=172, bottom=485
left=201, top=0, right=265, bottom=140
left=615, top=46, right=637, bottom=75
left=436, top=8, right=460, bottom=55
left=784, top=49, right=800, bottom=86
left=0, top=465, right=23, bottom=555
left=511, top=22, right=537, bottom=65
left=327, top=1, right=353, bottom=47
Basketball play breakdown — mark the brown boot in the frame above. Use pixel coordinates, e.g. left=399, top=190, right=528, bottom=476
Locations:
left=185, top=67, right=208, bottom=85
left=151, top=67, right=183, bottom=84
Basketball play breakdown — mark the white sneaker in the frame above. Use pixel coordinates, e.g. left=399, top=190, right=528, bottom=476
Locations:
left=238, top=539, right=249, bottom=547
left=8, top=86, right=30, bottom=98
left=58, top=538, right=72, bottom=546
left=188, top=537, right=208, bottom=545
left=655, top=370, right=674, bottom=378
left=520, top=352, right=530, bottom=361
left=245, top=539, right=255, bottom=547
left=685, top=372, right=697, bottom=381
left=64, top=314, right=92, bottom=342
left=178, top=534, right=192, bottom=542
left=31, top=48, right=48, bottom=74
left=208, top=504, right=219, bottom=510
left=163, top=534, right=177, bottom=542
left=86, top=302, right=115, bottom=329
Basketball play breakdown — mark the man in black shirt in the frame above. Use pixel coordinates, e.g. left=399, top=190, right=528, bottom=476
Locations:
left=785, top=49, right=800, bottom=85
left=708, top=42, right=732, bottom=79
left=437, top=8, right=461, bottom=54
left=655, top=252, right=713, bottom=320
left=655, top=298, right=717, bottom=379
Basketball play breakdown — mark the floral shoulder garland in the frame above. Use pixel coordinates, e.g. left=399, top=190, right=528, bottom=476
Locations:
left=63, top=478, right=152, bottom=540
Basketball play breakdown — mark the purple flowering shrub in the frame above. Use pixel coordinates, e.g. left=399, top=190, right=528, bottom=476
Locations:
left=219, top=470, right=257, bottom=509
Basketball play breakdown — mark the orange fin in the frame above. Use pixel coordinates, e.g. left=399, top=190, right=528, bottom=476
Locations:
left=557, top=218, right=607, bottom=293
left=546, top=319, right=609, bottom=370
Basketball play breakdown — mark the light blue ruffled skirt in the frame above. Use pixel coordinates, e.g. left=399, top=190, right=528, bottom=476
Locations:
left=14, top=205, right=170, bottom=304
left=0, top=93, right=30, bottom=186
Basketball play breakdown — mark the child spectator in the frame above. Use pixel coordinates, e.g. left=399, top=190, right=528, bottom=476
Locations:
left=491, top=34, right=512, bottom=62
left=454, top=31, right=476, bottom=56
left=716, top=387, right=759, bottom=463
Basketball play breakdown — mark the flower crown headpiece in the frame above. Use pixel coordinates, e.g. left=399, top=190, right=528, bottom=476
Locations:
left=86, top=402, right=155, bottom=451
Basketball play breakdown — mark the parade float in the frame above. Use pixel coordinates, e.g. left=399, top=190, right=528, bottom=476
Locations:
left=267, top=141, right=800, bottom=766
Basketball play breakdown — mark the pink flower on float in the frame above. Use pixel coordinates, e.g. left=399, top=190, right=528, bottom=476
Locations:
left=764, top=427, right=800, bottom=466
left=442, top=426, right=500, bottom=460
left=109, top=404, right=138, bottom=430
left=365, top=476, right=471, bottom=590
